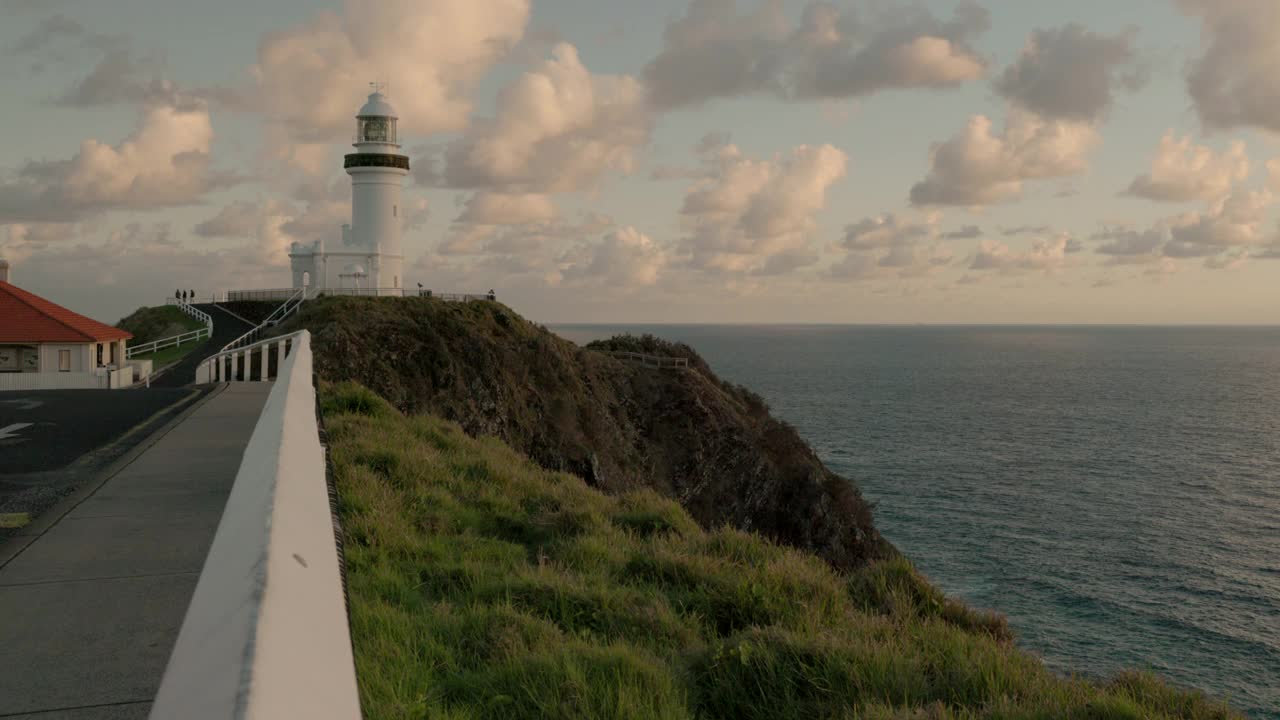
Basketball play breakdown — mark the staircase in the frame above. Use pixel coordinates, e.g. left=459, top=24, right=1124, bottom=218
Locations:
left=148, top=304, right=255, bottom=387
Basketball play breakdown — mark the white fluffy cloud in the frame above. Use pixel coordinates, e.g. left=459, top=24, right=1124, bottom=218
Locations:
left=455, top=192, right=559, bottom=226
left=831, top=212, right=954, bottom=280
left=910, top=109, right=1099, bottom=206
left=994, top=24, right=1143, bottom=122
left=680, top=140, right=847, bottom=274
left=250, top=0, right=529, bottom=144
left=1166, top=190, right=1273, bottom=256
left=0, top=101, right=228, bottom=223
left=1177, top=0, right=1280, bottom=133
left=440, top=43, right=651, bottom=194
left=1125, top=132, right=1248, bottom=202
left=560, top=226, right=668, bottom=288
left=643, top=0, right=988, bottom=109
left=969, top=233, right=1078, bottom=272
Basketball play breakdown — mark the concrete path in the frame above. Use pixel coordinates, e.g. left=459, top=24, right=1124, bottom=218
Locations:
left=0, top=383, right=272, bottom=719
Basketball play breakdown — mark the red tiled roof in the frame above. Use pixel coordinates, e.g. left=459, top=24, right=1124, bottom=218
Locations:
left=0, top=281, right=132, bottom=344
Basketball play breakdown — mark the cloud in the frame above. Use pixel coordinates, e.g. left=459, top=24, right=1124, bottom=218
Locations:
left=1094, top=227, right=1165, bottom=257
left=942, top=224, right=982, bottom=239
left=1125, top=132, right=1248, bottom=202
left=1166, top=189, right=1273, bottom=254
left=0, top=221, right=300, bottom=323
left=969, top=233, right=1076, bottom=273
left=560, top=226, right=668, bottom=288
left=994, top=24, right=1143, bottom=122
left=1177, top=0, right=1280, bottom=133
left=643, top=0, right=988, bottom=110
left=0, top=101, right=234, bottom=224
left=455, top=192, right=559, bottom=225
left=249, top=0, right=529, bottom=145
left=680, top=140, right=847, bottom=274
left=841, top=212, right=935, bottom=250
left=1000, top=224, right=1051, bottom=236
left=831, top=212, right=955, bottom=281
left=440, top=43, right=651, bottom=194
left=910, top=109, right=1099, bottom=206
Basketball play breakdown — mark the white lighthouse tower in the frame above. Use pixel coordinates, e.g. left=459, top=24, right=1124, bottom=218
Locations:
left=289, top=85, right=408, bottom=296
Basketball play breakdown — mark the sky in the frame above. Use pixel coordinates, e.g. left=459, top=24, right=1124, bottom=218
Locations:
left=2, top=0, right=1280, bottom=325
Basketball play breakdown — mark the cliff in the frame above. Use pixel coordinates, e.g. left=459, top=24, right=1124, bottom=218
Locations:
left=276, top=296, right=886, bottom=570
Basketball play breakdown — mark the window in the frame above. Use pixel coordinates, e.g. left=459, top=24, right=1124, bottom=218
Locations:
left=96, top=344, right=103, bottom=366
left=394, top=275, right=399, bottom=288
left=393, top=204, right=397, bottom=217
left=59, top=349, right=71, bottom=372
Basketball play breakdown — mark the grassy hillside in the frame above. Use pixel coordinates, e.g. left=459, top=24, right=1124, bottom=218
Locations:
left=322, top=382, right=1240, bottom=720
left=280, top=296, right=884, bottom=570
left=116, top=305, right=204, bottom=346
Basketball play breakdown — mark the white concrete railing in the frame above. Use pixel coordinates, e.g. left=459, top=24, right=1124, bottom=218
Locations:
left=196, top=331, right=301, bottom=384
left=150, top=330, right=361, bottom=719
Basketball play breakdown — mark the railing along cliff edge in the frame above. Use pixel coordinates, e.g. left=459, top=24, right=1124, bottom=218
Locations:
left=150, top=330, right=361, bottom=719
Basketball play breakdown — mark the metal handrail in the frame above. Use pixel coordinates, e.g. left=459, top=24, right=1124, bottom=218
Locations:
left=221, top=288, right=307, bottom=354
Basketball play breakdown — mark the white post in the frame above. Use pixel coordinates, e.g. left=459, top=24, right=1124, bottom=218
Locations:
left=260, top=344, right=269, bottom=382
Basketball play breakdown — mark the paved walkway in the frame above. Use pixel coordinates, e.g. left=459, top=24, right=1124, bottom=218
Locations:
left=0, top=383, right=272, bottom=719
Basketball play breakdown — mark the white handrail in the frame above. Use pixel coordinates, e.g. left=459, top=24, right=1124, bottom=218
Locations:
left=125, top=326, right=211, bottom=359
left=150, top=330, right=361, bottom=719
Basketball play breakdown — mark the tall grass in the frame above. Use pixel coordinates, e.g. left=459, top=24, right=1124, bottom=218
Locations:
left=322, top=382, right=1241, bottom=720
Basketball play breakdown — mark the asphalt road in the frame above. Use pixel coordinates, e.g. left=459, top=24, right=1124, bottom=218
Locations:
left=0, top=389, right=200, bottom=474
left=0, top=389, right=209, bottom=532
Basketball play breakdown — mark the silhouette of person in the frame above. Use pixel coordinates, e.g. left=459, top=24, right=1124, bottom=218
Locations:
left=190, top=289, right=195, bottom=301
left=175, top=289, right=181, bottom=301
left=487, top=289, right=496, bottom=300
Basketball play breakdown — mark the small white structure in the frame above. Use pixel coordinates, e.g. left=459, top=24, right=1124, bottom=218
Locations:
left=289, top=86, right=407, bottom=297
left=0, top=260, right=137, bottom=391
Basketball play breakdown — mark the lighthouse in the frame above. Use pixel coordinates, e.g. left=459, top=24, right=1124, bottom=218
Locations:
left=289, top=86, right=408, bottom=296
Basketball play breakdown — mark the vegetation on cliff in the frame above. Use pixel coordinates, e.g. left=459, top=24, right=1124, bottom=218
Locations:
left=279, top=295, right=883, bottom=570
left=116, top=305, right=203, bottom=345
left=323, top=382, right=1240, bottom=720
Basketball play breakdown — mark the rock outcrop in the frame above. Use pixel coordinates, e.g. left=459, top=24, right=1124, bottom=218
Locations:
left=278, top=296, right=887, bottom=569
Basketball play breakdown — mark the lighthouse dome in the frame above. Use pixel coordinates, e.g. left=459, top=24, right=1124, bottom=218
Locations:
left=358, top=91, right=397, bottom=118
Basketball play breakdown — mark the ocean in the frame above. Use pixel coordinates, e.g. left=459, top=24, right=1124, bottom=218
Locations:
left=553, top=324, right=1279, bottom=718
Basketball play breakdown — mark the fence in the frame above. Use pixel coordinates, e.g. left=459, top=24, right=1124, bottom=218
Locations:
left=150, top=330, right=361, bottom=719
left=314, top=287, right=404, bottom=297
left=126, top=327, right=210, bottom=360
left=603, top=351, right=690, bottom=370
left=226, top=288, right=299, bottom=302
left=418, top=291, right=495, bottom=302
left=0, top=372, right=109, bottom=391
left=131, top=300, right=216, bottom=361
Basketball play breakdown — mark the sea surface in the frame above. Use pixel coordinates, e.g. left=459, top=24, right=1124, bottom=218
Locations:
left=554, top=324, right=1280, bottom=718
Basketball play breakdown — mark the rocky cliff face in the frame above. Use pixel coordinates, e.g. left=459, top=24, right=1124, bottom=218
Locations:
left=279, top=296, right=887, bottom=569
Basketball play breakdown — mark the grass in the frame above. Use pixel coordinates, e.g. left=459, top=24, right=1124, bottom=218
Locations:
left=0, top=513, right=30, bottom=529
left=131, top=337, right=204, bottom=369
left=322, top=381, right=1242, bottom=720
